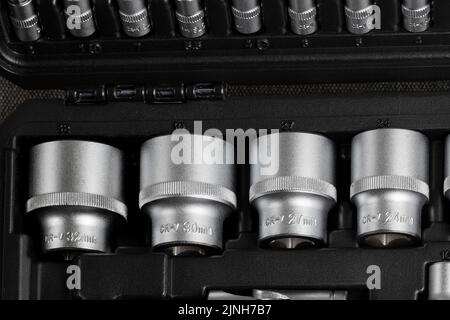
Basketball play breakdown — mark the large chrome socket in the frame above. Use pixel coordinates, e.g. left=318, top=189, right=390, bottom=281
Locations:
left=139, top=134, right=237, bottom=256
left=26, top=141, right=127, bottom=258
left=351, top=129, right=429, bottom=247
left=429, top=262, right=450, bottom=300
left=249, top=132, right=337, bottom=249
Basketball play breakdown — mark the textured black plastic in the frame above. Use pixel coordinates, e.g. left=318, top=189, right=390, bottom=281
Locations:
left=432, top=0, right=450, bottom=30
left=376, top=0, right=401, bottom=33
left=206, top=0, right=233, bottom=37
left=150, top=0, right=177, bottom=37
left=92, top=0, right=122, bottom=39
left=1, top=94, right=450, bottom=300
left=317, top=0, right=344, bottom=33
left=35, top=0, right=66, bottom=40
left=262, top=0, right=287, bottom=35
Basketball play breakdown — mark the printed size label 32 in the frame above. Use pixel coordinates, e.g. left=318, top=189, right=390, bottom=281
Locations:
left=44, top=231, right=97, bottom=244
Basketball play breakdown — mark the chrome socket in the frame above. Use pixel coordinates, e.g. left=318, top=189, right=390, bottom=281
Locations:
left=402, top=0, right=431, bottom=33
left=288, top=0, right=318, bottom=35
left=8, top=0, right=41, bottom=42
left=351, top=129, right=429, bottom=248
left=117, top=0, right=151, bottom=37
left=345, top=0, right=377, bottom=34
left=26, top=141, right=127, bottom=258
left=139, top=134, right=237, bottom=256
left=63, top=0, right=96, bottom=38
left=429, top=262, right=450, bottom=300
left=231, top=0, right=262, bottom=34
left=249, top=132, right=337, bottom=248
left=175, top=0, right=206, bottom=38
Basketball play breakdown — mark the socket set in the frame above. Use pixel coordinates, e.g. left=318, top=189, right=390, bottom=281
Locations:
left=4, top=0, right=450, bottom=304
left=2, top=93, right=450, bottom=300
left=4, top=0, right=450, bottom=87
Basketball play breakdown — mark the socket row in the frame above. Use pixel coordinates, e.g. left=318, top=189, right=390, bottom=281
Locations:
left=25, top=128, right=450, bottom=259
left=8, top=0, right=431, bottom=42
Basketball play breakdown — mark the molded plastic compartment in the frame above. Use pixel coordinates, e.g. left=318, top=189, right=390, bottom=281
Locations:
left=2, top=93, right=450, bottom=299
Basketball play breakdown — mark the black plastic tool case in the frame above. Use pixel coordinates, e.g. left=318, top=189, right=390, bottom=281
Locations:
left=2, top=0, right=450, bottom=301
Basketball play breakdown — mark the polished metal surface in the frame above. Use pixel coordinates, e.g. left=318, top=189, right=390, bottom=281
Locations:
left=63, top=0, right=96, bottom=38
left=140, top=134, right=237, bottom=255
left=288, top=0, right=318, bottom=35
left=249, top=132, right=337, bottom=248
left=27, top=140, right=127, bottom=256
left=345, top=0, right=376, bottom=34
left=231, top=0, right=262, bottom=34
left=443, top=135, right=450, bottom=201
left=253, top=290, right=348, bottom=300
left=36, top=207, right=116, bottom=256
left=351, top=129, right=429, bottom=247
left=268, top=236, right=315, bottom=249
left=402, top=0, right=430, bottom=33
left=208, top=291, right=257, bottom=300
left=8, top=0, right=41, bottom=41
left=117, top=0, right=151, bottom=37
left=429, top=262, right=450, bottom=300
left=175, top=0, right=206, bottom=38
left=208, top=290, right=348, bottom=300
left=165, top=245, right=207, bottom=257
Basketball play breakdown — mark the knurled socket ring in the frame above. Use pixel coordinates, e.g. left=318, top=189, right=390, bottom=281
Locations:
left=119, top=9, right=148, bottom=23
left=10, top=15, right=39, bottom=29
left=176, top=10, right=205, bottom=24
left=26, top=192, right=128, bottom=219
left=66, top=9, right=94, bottom=23
left=139, top=181, right=237, bottom=209
left=288, top=7, right=317, bottom=22
left=249, top=176, right=337, bottom=203
left=402, top=4, right=430, bottom=18
left=232, top=6, right=261, bottom=20
left=350, top=175, right=430, bottom=199
left=345, top=5, right=374, bottom=20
